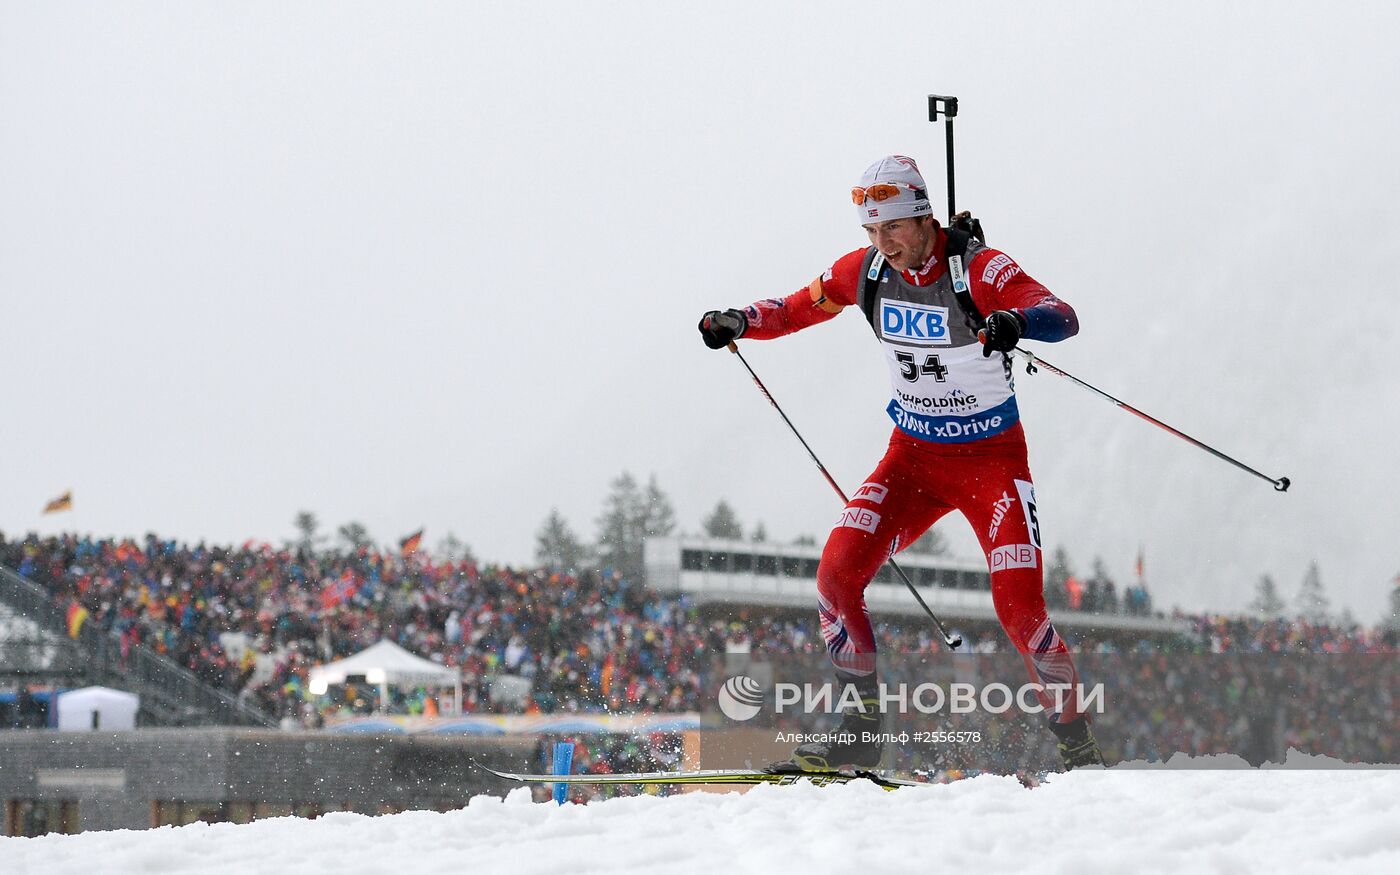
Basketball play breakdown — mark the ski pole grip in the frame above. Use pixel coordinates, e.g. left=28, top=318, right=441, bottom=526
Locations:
left=727, top=341, right=738, bottom=353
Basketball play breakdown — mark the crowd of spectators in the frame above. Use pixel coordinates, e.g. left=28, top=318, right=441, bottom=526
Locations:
left=1180, top=613, right=1394, bottom=653
left=2, top=530, right=1395, bottom=773
left=0, top=531, right=723, bottom=726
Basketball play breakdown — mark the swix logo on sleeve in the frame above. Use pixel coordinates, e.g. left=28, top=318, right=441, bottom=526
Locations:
left=880, top=301, right=950, bottom=346
left=990, top=543, right=1038, bottom=572
left=853, top=482, right=889, bottom=504
left=833, top=507, right=881, bottom=534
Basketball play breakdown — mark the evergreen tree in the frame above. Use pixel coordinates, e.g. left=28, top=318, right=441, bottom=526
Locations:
left=1087, top=556, right=1117, bottom=613
left=1250, top=574, right=1286, bottom=619
left=793, top=534, right=818, bottom=547
left=1384, top=575, right=1400, bottom=633
left=337, top=521, right=373, bottom=551
left=596, top=471, right=644, bottom=583
left=1295, top=560, right=1330, bottom=622
left=292, top=510, right=322, bottom=554
left=436, top=532, right=476, bottom=564
left=536, top=508, right=588, bottom=571
left=1045, top=546, right=1075, bottom=608
left=702, top=499, right=744, bottom=540
left=589, top=472, right=676, bottom=583
left=751, top=522, right=769, bottom=543
left=637, top=474, right=677, bottom=541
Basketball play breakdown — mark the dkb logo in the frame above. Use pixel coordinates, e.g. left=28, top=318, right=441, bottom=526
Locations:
left=717, top=676, right=764, bottom=721
left=880, top=301, right=950, bottom=346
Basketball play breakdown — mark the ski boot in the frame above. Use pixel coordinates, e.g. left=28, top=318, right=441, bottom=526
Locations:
left=770, top=693, right=884, bottom=773
left=1049, top=716, right=1106, bottom=770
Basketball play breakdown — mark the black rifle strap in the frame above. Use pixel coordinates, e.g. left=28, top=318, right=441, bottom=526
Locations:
left=943, top=225, right=985, bottom=331
left=858, top=249, right=886, bottom=330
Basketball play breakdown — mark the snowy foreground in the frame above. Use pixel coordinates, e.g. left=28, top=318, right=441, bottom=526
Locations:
left=6, top=761, right=1400, bottom=874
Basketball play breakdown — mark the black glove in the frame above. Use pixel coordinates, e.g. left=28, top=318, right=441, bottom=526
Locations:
left=978, top=310, right=1025, bottom=357
left=698, top=308, right=748, bottom=350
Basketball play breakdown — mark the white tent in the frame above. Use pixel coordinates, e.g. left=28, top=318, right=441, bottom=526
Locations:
left=308, top=640, right=461, bottom=713
left=56, top=686, right=139, bottom=731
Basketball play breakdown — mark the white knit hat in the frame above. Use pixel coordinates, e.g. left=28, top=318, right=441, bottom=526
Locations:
left=853, top=155, right=933, bottom=224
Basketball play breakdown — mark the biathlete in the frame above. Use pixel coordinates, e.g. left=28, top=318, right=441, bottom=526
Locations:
left=699, top=155, right=1104, bottom=771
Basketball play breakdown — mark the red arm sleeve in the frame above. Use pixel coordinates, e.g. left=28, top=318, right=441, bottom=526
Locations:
left=739, top=249, right=867, bottom=340
left=966, top=248, right=1079, bottom=343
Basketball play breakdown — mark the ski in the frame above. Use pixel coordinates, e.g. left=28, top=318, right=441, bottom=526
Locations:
left=473, top=761, right=927, bottom=791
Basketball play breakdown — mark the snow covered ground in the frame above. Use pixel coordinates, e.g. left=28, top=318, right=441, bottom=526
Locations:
left=5, top=760, right=1400, bottom=874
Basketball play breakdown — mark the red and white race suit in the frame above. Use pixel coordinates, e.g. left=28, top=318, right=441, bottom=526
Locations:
left=739, top=224, right=1086, bottom=722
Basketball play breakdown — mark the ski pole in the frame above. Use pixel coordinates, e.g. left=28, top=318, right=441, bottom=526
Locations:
left=1013, top=347, right=1291, bottom=492
left=726, top=342, right=963, bottom=650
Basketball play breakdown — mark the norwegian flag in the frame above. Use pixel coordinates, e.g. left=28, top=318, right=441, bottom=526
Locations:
left=320, top=569, right=359, bottom=609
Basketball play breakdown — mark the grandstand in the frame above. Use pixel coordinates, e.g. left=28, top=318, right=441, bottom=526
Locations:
left=0, top=564, right=273, bottom=729
left=643, top=535, right=1188, bottom=635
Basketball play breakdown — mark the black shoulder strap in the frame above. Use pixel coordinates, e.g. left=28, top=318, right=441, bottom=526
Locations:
left=858, top=247, right=886, bottom=332
left=944, top=226, right=985, bottom=330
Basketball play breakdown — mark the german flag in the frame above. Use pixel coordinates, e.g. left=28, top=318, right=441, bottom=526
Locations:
left=399, top=529, right=424, bottom=555
left=43, top=491, right=73, bottom=514
left=66, top=602, right=90, bottom=638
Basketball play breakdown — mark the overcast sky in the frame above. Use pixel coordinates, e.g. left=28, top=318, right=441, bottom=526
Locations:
left=2, top=2, right=1398, bottom=621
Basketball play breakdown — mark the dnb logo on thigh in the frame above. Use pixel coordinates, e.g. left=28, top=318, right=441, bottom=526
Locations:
left=990, top=543, right=1038, bottom=572
left=833, top=506, right=881, bottom=534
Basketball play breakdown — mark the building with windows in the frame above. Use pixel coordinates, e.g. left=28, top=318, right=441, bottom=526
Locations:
left=644, top=535, right=1186, bottom=634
